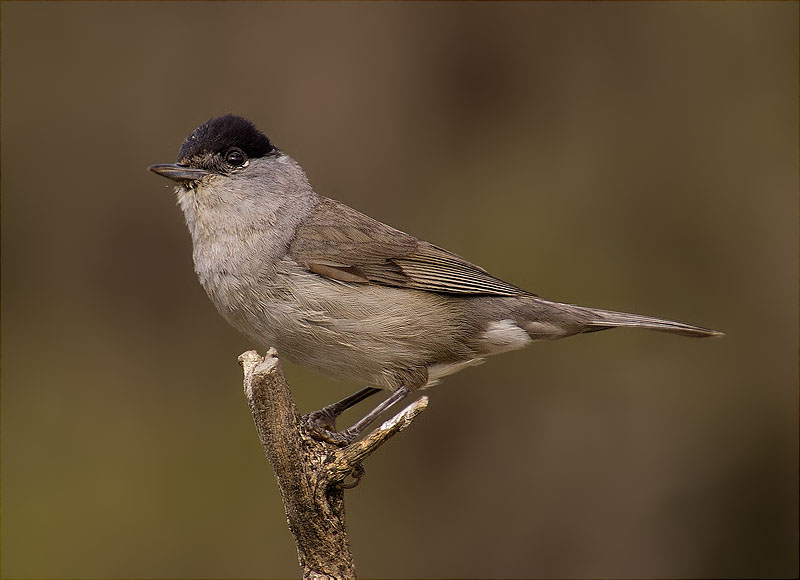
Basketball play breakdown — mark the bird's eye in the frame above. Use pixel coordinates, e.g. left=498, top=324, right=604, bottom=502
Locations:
left=225, top=148, right=247, bottom=167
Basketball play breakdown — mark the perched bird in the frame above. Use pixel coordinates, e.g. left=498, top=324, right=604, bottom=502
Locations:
left=150, top=114, right=721, bottom=443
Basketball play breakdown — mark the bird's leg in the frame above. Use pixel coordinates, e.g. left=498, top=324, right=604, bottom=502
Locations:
left=306, top=386, right=411, bottom=446
left=306, top=386, right=382, bottom=434
left=340, top=386, right=410, bottom=440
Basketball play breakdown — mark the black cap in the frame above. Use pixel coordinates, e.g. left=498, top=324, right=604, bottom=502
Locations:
left=177, top=114, right=275, bottom=162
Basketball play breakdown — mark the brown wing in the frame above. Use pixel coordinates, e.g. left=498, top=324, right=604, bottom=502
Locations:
left=288, top=197, right=526, bottom=297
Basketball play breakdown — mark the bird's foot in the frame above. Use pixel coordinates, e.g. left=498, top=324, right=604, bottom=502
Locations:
left=304, top=413, right=359, bottom=446
left=305, top=385, right=411, bottom=447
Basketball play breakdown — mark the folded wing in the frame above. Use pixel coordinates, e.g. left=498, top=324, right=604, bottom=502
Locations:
left=289, top=197, right=526, bottom=297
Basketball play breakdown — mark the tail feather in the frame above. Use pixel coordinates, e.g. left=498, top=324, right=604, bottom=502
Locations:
left=581, top=306, right=723, bottom=338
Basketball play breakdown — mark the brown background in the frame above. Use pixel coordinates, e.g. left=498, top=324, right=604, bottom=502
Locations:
left=1, top=2, right=797, bottom=578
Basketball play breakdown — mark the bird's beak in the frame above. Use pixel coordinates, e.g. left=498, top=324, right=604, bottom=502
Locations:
left=148, top=163, right=211, bottom=183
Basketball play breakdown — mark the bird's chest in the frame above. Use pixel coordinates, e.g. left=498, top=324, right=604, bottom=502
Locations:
left=190, top=227, right=285, bottom=332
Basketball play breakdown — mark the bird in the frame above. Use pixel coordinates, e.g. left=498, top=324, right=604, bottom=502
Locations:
left=149, top=114, right=722, bottom=444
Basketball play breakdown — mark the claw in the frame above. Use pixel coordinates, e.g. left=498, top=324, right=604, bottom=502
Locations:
left=340, top=463, right=365, bottom=489
left=305, top=416, right=356, bottom=446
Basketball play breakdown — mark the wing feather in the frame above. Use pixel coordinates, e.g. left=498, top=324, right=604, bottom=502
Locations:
left=289, top=197, right=527, bottom=297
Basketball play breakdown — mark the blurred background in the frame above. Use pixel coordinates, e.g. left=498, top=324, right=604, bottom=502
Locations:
left=1, top=2, right=797, bottom=578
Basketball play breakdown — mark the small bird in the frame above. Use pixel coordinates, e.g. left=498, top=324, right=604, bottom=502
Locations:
left=150, top=114, right=721, bottom=443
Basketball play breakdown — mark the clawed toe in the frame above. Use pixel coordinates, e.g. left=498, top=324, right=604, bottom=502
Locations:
left=305, top=408, right=338, bottom=433
left=305, top=414, right=358, bottom=446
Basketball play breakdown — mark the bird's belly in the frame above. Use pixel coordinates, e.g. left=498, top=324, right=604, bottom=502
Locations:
left=220, top=265, right=477, bottom=390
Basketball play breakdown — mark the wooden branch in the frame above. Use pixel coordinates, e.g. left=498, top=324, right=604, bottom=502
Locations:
left=239, top=349, right=428, bottom=580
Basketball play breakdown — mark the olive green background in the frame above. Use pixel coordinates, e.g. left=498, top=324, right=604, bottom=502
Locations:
left=2, top=1, right=797, bottom=578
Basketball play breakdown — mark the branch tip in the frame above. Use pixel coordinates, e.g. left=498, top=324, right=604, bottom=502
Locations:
left=380, top=395, right=428, bottom=432
left=330, top=395, right=429, bottom=476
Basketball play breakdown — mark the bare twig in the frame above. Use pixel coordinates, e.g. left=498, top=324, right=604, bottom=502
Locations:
left=239, top=349, right=428, bottom=580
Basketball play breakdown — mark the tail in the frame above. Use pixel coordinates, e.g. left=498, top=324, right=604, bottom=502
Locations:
left=579, top=306, right=723, bottom=338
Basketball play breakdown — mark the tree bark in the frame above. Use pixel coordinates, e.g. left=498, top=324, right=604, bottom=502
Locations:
left=239, top=349, right=428, bottom=580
